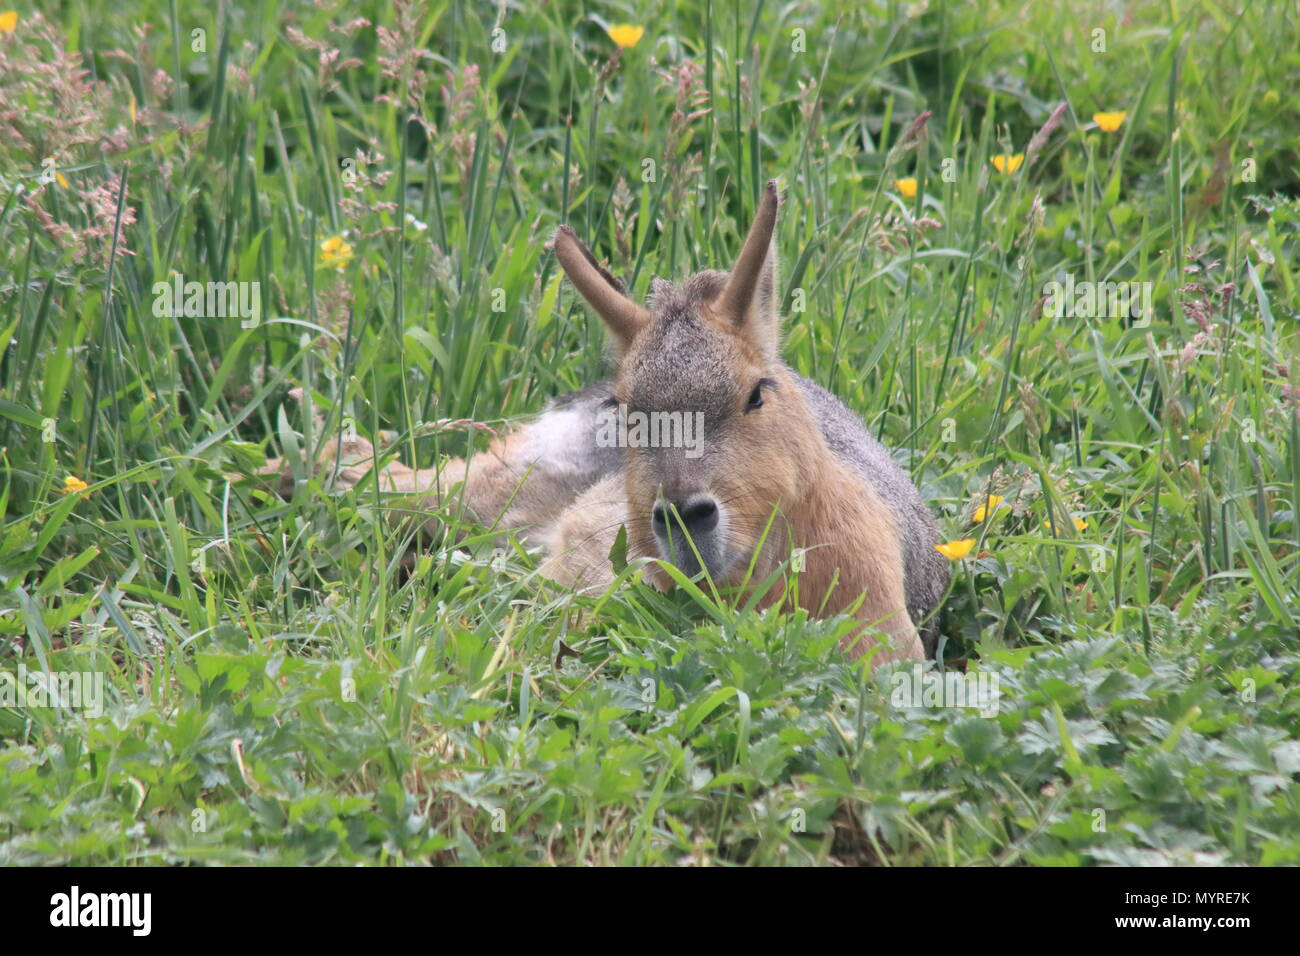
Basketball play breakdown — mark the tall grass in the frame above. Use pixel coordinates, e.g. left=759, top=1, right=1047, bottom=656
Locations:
left=0, top=0, right=1297, bottom=865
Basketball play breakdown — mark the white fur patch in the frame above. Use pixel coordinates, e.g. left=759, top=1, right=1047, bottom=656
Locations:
left=518, top=406, right=590, bottom=474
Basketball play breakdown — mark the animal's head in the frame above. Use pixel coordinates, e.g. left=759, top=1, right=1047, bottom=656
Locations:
left=553, top=180, right=822, bottom=585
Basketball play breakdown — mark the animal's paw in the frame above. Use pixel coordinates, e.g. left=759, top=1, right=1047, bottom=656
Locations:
left=255, top=432, right=380, bottom=497
left=240, top=389, right=387, bottom=496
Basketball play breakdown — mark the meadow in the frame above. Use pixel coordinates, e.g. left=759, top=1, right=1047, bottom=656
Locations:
left=0, top=0, right=1297, bottom=865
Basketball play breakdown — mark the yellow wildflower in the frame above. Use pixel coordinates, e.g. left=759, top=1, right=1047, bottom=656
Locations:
left=1093, top=111, right=1126, bottom=133
left=0, top=11, right=18, bottom=33
left=61, top=475, right=89, bottom=495
left=972, top=494, right=1006, bottom=523
left=934, top=538, right=976, bottom=560
left=991, top=153, right=1024, bottom=175
left=895, top=177, right=918, bottom=198
left=607, top=24, right=644, bottom=48
left=1043, top=516, right=1088, bottom=532
left=320, top=235, right=353, bottom=271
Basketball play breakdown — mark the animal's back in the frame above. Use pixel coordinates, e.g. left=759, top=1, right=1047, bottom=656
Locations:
left=792, top=373, right=949, bottom=654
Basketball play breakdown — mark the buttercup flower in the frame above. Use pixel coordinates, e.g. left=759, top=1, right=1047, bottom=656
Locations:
left=895, top=177, right=918, bottom=198
left=934, top=538, right=976, bottom=560
left=972, top=494, right=1006, bottom=522
left=607, top=24, right=644, bottom=48
left=320, top=235, right=354, bottom=270
left=991, top=153, right=1024, bottom=175
left=1043, top=516, right=1088, bottom=532
left=0, top=11, right=18, bottom=33
left=61, top=475, right=89, bottom=495
left=1093, top=111, right=1126, bottom=133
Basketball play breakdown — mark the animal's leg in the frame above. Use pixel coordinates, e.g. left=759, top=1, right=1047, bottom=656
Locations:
left=258, top=384, right=621, bottom=546
left=785, top=462, right=925, bottom=668
left=374, top=426, right=605, bottom=543
left=842, top=599, right=924, bottom=665
left=537, top=473, right=628, bottom=592
left=383, top=387, right=621, bottom=542
left=256, top=432, right=385, bottom=499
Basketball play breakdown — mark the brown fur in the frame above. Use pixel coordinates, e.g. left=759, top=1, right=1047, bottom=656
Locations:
left=612, top=316, right=918, bottom=664
left=538, top=474, right=626, bottom=592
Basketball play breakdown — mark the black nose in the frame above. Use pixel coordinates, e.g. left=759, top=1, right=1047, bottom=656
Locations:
left=652, top=497, right=719, bottom=536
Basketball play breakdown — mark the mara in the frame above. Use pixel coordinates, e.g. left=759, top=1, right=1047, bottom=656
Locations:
left=275, top=180, right=950, bottom=666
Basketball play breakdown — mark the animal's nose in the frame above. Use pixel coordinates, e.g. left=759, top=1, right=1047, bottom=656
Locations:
left=652, top=496, right=719, bottom=536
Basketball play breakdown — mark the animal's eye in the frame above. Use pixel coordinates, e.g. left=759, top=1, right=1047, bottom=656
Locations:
left=744, top=377, right=777, bottom=413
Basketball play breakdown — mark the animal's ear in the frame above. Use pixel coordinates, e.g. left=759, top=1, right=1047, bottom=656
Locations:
left=552, top=226, right=649, bottom=351
left=715, top=179, right=781, bottom=359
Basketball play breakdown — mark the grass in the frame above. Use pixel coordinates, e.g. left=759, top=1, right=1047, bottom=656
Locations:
left=0, top=0, right=1297, bottom=866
